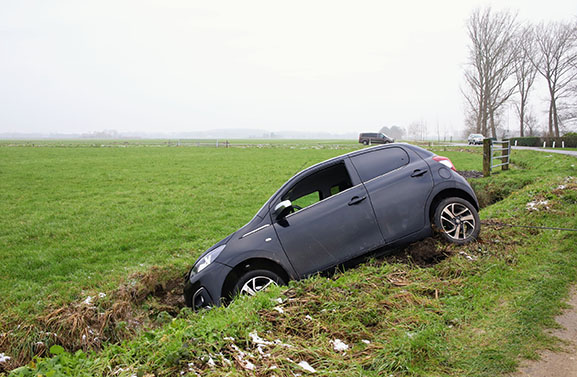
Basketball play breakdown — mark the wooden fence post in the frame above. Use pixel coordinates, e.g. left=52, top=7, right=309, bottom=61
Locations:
left=483, top=138, right=491, bottom=177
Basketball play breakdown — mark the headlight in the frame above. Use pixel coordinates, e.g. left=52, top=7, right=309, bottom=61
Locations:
left=190, top=244, right=226, bottom=276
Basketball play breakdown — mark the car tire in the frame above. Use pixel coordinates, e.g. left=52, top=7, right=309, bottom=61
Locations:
left=233, top=269, right=285, bottom=297
left=362, top=140, right=369, bottom=145
left=433, top=197, right=480, bottom=245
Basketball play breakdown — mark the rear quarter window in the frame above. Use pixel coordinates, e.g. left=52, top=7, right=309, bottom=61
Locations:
left=351, top=147, right=410, bottom=182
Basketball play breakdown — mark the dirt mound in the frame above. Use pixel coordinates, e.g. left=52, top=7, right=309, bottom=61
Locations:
left=386, top=237, right=450, bottom=266
left=1, top=267, right=186, bottom=370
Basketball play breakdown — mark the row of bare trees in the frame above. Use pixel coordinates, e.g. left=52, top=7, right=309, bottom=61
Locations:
left=463, top=8, right=577, bottom=138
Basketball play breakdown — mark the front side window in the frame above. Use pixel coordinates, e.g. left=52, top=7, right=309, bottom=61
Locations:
left=351, top=147, right=409, bottom=182
left=282, top=162, right=353, bottom=212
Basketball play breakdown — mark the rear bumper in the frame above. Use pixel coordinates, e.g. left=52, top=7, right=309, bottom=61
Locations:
left=184, top=262, right=232, bottom=310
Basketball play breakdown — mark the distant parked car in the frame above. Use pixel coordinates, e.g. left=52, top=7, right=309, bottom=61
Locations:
left=184, top=143, right=481, bottom=310
left=359, top=132, right=394, bottom=145
left=468, top=134, right=484, bottom=145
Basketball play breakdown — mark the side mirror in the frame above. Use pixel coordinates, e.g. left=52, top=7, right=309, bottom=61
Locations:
left=273, top=200, right=292, bottom=220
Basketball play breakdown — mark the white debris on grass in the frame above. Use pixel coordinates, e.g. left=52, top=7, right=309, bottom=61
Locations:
left=217, top=352, right=232, bottom=366
left=223, top=336, right=235, bottom=341
left=98, top=292, right=106, bottom=298
left=274, top=297, right=283, bottom=304
left=0, top=353, right=11, bottom=363
left=331, top=339, right=349, bottom=352
left=305, top=315, right=313, bottom=320
left=526, top=200, right=549, bottom=211
left=406, top=332, right=416, bottom=339
left=273, top=306, right=284, bottom=314
left=256, top=344, right=271, bottom=357
left=231, top=344, right=255, bottom=370
left=459, top=251, right=477, bottom=261
left=112, top=367, right=126, bottom=375
left=361, top=339, right=371, bottom=344
left=249, top=331, right=292, bottom=348
left=250, top=331, right=274, bottom=345
left=82, top=296, right=93, bottom=305
left=298, top=360, right=316, bottom=373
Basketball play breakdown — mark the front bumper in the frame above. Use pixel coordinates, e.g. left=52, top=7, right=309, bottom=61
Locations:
left=184, top=261, right=232, bottom=310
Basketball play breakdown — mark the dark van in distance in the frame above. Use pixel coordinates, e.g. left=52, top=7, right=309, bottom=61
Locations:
left=184, top=143, right=481, bottom=310
left=359, top=132, right=394, bottom=145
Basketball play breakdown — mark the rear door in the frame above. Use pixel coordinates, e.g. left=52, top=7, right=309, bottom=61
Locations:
left=350, top=146, right=434, bottom=243
left=272, top=161, right=384, bottom=277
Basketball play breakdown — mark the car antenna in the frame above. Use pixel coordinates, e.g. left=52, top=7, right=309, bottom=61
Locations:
left=294, top=160, right=310, bottom=175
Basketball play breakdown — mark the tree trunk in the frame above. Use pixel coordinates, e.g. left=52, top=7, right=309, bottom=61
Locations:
left=490, top=110, right=497, bottom=138
left=519, top=103, right=525, bottom=137
left=552, top=99, right=560, bottom=137
left=548, top=100, right=554, bottom=137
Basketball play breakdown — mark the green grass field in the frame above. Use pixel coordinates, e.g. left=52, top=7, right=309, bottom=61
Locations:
left=2, top=142, right=577, bottom=376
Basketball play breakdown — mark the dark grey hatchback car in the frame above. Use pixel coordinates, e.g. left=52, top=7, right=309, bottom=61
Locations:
left=184, top=143, right=480, bottom=310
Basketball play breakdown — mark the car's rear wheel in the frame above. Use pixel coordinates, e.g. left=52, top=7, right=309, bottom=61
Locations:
left=362, top=140, right=369, bottom=145
left=434, top=197, right=480, bottom=244
left=234, top=269, right=285, bottom=296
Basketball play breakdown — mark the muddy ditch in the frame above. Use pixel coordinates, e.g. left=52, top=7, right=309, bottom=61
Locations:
left=0, top=236, right=477, bottom=372
left=0, top=267, right=186, bottom=372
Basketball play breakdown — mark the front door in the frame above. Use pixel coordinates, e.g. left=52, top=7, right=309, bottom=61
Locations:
left=272, top=162, right=383, bottom=277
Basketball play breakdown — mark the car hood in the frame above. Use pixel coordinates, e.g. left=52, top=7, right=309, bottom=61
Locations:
left=195, top=212, right=270, bottom=262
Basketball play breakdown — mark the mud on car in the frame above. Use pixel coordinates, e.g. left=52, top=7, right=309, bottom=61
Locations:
left=184, top=143, right=480, bottom=310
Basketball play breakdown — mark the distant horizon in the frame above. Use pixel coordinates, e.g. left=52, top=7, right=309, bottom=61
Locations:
left=1, top=1, right=575, bottom=138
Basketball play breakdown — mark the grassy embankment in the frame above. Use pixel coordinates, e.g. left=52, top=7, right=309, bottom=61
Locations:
left=1, top=143, right=577, bottom=376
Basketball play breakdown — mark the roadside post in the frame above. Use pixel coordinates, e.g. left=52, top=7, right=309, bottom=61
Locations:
left=483, top=138, right=491, bottom=177
left=483, top=138, right=511, bottom=177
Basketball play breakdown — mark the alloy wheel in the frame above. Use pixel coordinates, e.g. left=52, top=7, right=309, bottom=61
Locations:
left=439, top=202, right=476, bottom=240
left=240, top=276, right=277, bottom=296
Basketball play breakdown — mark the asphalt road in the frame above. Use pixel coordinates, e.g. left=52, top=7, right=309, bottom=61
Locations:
left=512, top=146, right=577, bottom=157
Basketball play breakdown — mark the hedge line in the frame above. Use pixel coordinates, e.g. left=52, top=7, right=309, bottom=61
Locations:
left=508, top=134, right=577, bottom=148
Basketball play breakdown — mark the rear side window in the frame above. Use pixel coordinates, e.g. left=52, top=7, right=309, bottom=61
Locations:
left=351, top=147, right=409, bottom=182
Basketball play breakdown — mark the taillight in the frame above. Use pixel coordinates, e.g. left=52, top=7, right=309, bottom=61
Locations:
left=433, top=156, right=456, bottom=171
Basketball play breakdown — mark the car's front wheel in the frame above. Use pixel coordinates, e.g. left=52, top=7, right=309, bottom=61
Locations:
left=362, top=140, right=369, bottom=145
left=433, top=197, right=480, bottom=244
left=234, top=269, right=285, bottom=296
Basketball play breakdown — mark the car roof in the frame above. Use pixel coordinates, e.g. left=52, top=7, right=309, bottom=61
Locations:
left=252, top=143, right=431, bottom=220
left=298, top=143, right=421, bottom=175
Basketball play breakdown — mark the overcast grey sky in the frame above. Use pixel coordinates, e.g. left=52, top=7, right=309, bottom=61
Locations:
left=0, top=0, right=575, bottom=136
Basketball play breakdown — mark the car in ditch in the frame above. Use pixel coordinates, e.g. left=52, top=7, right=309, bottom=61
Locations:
left=184, top=143, right=480, bottom=310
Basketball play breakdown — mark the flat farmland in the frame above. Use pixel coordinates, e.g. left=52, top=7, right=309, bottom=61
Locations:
left=0, top=145, right=364, bottom=321
left=2, top=143, right=577, bottom=376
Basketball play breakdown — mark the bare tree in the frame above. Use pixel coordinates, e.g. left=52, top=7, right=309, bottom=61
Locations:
left=407, top=121, right=427, bottom=140
left=513, top=26, right=538, bottom=137
left=463, top=8, right=519, bottom=138
left=531, top=21, right=577, bottom=137
left=523, top=109, right=540, bottom=136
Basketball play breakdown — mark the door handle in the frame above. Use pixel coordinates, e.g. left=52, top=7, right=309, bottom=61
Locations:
left=348, top=196, right=367, bottom=206
left=411, top=169, right=428, bottom=177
